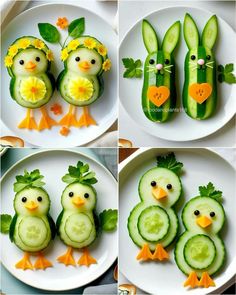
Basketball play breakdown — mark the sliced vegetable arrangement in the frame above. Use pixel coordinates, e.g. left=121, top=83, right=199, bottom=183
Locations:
left=128, top=153, right=183, bottom=261
left=175, top=182, right=226, bottom=288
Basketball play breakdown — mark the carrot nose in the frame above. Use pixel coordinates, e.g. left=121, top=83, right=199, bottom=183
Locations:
left=152, top=187, right=167, bottom=200
left=79, top=61, right=90, bottom=71
left=25, top=201, right=38, bottom=211
left=196, top=216, right=212, bottom=228
left=25, top=61, right=36, bottom=71
left=72, top=196, right=85, bottom=207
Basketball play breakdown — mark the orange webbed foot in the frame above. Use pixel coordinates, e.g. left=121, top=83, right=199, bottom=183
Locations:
left=78, top=248, right=97, bottom=267
left=136, top=243, right=153, bottom=261
left=15, top=252, right=33, bottom=270
left=59, top=105, right=78, bottom=127
left=18, top=109, right=38, bottom=130
left=57, top=247, right=76, bottom=266
left=184, top=271, right=199, bottom=288
left=38, top=106, right=58, bottom=130
left=152, top=244, right=169, bottom=261
left=34, top=252, right=53, bottom=270
left=199, top=272, right=215, bottom=288
left=77, top=106, right=97, bottom=127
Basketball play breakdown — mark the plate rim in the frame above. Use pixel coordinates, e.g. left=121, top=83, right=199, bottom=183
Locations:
left=0, top=148, right=118, bottom=291
left=119, top=5, right=236, bottom=142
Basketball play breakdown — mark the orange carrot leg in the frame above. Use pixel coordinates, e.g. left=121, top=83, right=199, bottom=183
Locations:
left=152, top=244, right=169, bottom=261
left=183, top=271, right=199, bottom=288
left=59, top=105, right=78, bottom=127
left=34, top=252, right=53, bottom=270
left=136, top=243, right=153, bottom=261
left=199, top=272, right=215, bottom=288
left=57, top=247, right=76, bottom=266
left=38, top=106, right=58, bottom=131
left=15, top=252, right=33, bottom=270
left=18, top=109, right=38, bottom=130
left=77, top=106, right=97, bottom=127
left=78, top=248, right=97, bottom=267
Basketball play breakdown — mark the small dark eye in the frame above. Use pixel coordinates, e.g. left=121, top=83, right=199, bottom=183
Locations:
left=22, top=197, right=27, bottom=202
left=149, top=59, right=155, bottom=65
left=191, top=55, right=196, bottom=60
left=37, top=196, right=42, bottom=202
left=84, top=193, right=89, bottom=198
left=35, top=57, right=40, bottom=62
left=151, top=181, right=157, bottom=187
left=69, top=192, right=74, bottom=197
left=75, top=57, right=80, bottom=62
left=210, top=212, right=215, bottom=217
left=165, top=59, right=170, bottom=65
left=19, top=60, right=24, bottom=65
left=91, top=59, right=96, bottom=64
left=206, top=55, right=211, bottom=60
left=194, top=210, right=200, bottom=216
left=167, top=184, right=172, bottom=190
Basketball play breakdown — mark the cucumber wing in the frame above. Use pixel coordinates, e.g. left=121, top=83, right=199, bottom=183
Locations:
left=56, top=210, right=64, bottom=235
left=9, top=214, right=17, bottom=242
left=47, top=214, right=56, bottom=239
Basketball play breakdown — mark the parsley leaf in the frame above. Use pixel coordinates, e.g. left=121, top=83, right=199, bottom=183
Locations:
left=122, top=58, right=143, bottom=78
left=14, top=169, right=45, bottom=192
left=199, top=182, right=223, bottom=203
left=99, top=209, right=118, bottom=232
left=156, top=152, right=183, bottom=174
left=0, top=214, right=12, bottom=234
left=217, top=63, right=236, bottom=84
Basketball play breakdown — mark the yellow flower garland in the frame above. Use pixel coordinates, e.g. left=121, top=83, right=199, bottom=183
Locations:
left=4, top=56, right=13, bottom=67
left=8, top=45, right=18, bottom=57
left=68, top=39, right=80, bottom=51
left=33, top=39, right=45, bottom=50
left=61, top=48, right=69, bottom=61
left=102, top=59, right=112, bottom=71
left=83, top=38, right=97, bottom=49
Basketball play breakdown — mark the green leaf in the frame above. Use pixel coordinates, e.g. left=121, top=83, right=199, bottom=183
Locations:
left=157, top=152, right=183, bottom=174
left=225, top=63, right=234, bottom=73
left=99, top=209, right=118, bottom=232
left=218, top=73, right=225, bottom=83
left=61, top=174, right=77, bottom=184
left=68, top=18, right=85, bottom=38
left=14, top=169, right=45, bottom=192
left=134, top=59, right=142, bottom=68
left=0, top=214, right=12, bottom=234
left=122, top=57, right=143, bottom=79
left=217, top=65, right=224, bottom=72
left=122, top=58, right=134, bottom=68
left=123, top=68, right=136, bottom=78
left=38, top=23, right=60, bottom=43
left=225, top=72, right=236, bottom=84
left=199, top=182, right=223, bottom=203
left=82, top=178, right=98, bottom=185
left=135, top=69, right=143, bottom=78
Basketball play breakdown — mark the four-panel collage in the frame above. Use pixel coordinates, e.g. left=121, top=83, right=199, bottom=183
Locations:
left=0, top=0, right=235, bottom=295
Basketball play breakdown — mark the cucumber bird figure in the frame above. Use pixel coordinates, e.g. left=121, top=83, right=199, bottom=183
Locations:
left=4, top=36, right=57, bottom=130
left=1, top=169, right=56, bottom=270
left=128, top=153, right=183, bottom=261
left=57, top=36, right=112, bottom=128
left=175, top=183, right=226, bottom=288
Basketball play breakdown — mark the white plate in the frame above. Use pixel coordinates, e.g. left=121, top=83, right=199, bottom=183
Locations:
left=119, top=6, right=236, bottom=141
left=1, top=149, right=118, bottom=291
left=1, top=3, right=117, bottom=147
left=119, top=148, right=236, bottom=295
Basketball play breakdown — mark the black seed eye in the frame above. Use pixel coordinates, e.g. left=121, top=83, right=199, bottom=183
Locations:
left=75, top=57, right=80, bottom=62
left=35, top=57, right=40, bottom=62
left=91, top=59, right=96, bottom=64
left=22, top=197, right=27, bottom=203
left=19, top=60, right=24, bottom=65
left=210, top=212, right=215, bottom=217
left=84, top=193, right=89, bottom=198
left=165, top=59, right=170, bottom=65
left=149, top=59, right=155, bottom=65
left=191, top=55, right=196, bottom=60
left=206, top=55, right=211, bottom=60
left=151, top=181, right=157, bottom=187
left=69, top=192, right=74, bottom=197
left=37, top=196, right=42, bottom=202
left=167, top=184, right=172, bottom=190
left=194, top=210, right=200, bottom=216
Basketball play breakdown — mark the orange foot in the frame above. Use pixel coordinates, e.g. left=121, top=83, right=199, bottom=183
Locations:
left=38, top=106, right=58, bottom=131
left=57, top=247, right=76, bottom=266
left=199, top=272, right=215, bottom=288
left=15, top=252, right=33, bottom=270
left=152, top=244, right=169, bottom=261
left=59, top=105, right=78, bottom=127
left=184, top=271, right=199, bottom=288
left=18, top=109, right=38, bottom=130
left=136, top=243, right=152, bottom=261
left=78, top=248, right=97, bottom=267
left=77, top=106, right=97, bottom=127
left=34, top=252, right=53, bottom=270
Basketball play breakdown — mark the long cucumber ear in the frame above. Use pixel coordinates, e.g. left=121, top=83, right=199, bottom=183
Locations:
left=184, top=13, right=199, bottom=49
left=202, top=15, right=218, bottom=49
left=142, top=19, right=158, bottom=53
left=162, top=21, right=181, bottom=54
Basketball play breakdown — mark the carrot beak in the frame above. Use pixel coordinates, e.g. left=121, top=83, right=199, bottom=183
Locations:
left=196, top=216, right=212, bottom=228
left=152, top=187, right=168, bottom=200
left=25, top=61, right=36, bottom=71
left=25, top=201, right=38, bottom=211
left=72, top=196, right=85, bottom=207
left=79, top=61, right=91, bottom=71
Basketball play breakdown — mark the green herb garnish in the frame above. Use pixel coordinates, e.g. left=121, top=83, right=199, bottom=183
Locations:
left=14, top=169, right=45, bottom=193
left=38, top=23, right=60, bottom=43
left=218, top=63, right=236, bottom=84
left=122, top=58, right=143, bottom=78
left=157, top=152, right=183, bottom=174
left=199, top=182, right=223, bottom=203
left=68, top=17, right=85, bottom=38
left=0, top=214, right=12, bottom=234
left=99, top=209, right=118, bottom=232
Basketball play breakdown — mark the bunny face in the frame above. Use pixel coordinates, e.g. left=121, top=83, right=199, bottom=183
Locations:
left=187, top=46, right=216, bottom=73
left=145, top=51, right=174, bottom=77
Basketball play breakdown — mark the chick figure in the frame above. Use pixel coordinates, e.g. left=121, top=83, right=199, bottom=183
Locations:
left=175, top=183, right=226, bottom=288
left=128, top=153, right=183, bottom=261
left=4, top=36, right=57, bottom=130
left=57, top=36, right=111, bottom=128
left=1, top=169, right=56, bottom=270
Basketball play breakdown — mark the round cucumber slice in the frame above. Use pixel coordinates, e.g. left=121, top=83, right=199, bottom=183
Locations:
left=138, top=205, right=169, bottom=242
left=184, top=234, right=216, bottom=269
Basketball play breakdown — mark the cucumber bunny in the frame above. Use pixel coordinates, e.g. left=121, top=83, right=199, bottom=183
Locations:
left=141, top=20, right=180, bottom=122
left=183, top=14, right=218, bottom=120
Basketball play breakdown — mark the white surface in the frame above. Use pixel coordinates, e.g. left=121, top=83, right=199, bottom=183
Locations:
left=1, top=0, right=118, bottom=147
left=119, top=148, right=236, bottom=295
left=119, top=1, right=236, bottom=147
left=1, top=149, right=118, bottom=291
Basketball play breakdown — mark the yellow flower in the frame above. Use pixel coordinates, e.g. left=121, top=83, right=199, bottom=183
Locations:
left=67, top=39, right=80, bottom=51
left=8, top=44, right=18, bottom=57
left=46, top=50, right=54, bottom=61
left=83, top=38, right=97, bottom=49
left=17, top=38, right=31, bottom=49
left=33, top=39, right=45, bottom=50
left=4, top=55, right=13, bottom=67
left=20, top=77, right=46, bottom=103
left=68, top=77, right=94, bottom=101
left=102, top=59, right=112, bottom=71
left=61, top=48, right=69, bottom=61
left=97, top=44, right=107, bottom=57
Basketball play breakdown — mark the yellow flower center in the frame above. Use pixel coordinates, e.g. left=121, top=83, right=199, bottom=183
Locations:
left=20, top=77, right=46, bottom=103
left=68, top=77, right=94, bottom=101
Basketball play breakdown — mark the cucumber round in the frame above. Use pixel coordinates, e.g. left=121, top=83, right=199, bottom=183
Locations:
left=142, top=20, right=158, bottom=53
left=138, top=206, right=169, bottom=242
left=184, top=234, right=216, bottom=269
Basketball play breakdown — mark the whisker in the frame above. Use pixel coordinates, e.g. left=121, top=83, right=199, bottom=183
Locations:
left=164, top=69, right=172, bottom=73
left=189, top=62, right=196, bottom=65
left=206, top=61, right=214, bottom=64
left=147, top=69, right=156, bottom=73
left=147, top=65, right=156, bottom=69
left=206, top=65, right=213, bottom=69
left=191, top=67, right=197, bottom=71
left=164, top=65, right=173, bottom=68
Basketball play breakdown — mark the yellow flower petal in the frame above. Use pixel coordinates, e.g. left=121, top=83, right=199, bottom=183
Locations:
left=97, top=44, right=107, bottom=57
left=46, top=50, right=54, bottom=61
left=68, top=77, right=94, bottom=101
left=84, top=38, right=97, bottom=49
left=68, top=39, right=80, bottom=51
left=20, top=77, right=46, bottom=102
left=8, top=44, right=18, bottom=57
left=4, top=55, right=13, bottom=67
left=102, top=59, right=112, bottom=71
left=17, top=38, right=31, bottom=49
left=61, top=48, right=69, bottom=61
left=33, top=39, right=45, bottom=49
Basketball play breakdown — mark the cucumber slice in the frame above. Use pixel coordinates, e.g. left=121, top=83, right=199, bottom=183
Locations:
left=142, top=20, right=158, bottom=53
left=162, top=21, right=180, bottom=54
left=184, top=13, right=199, bottom=49
left=202, top=15, right=218, bottom=49
left=65, top=213, right=93, bottom=243
left=138, top=206, right=169, bottom=242
left=184, top=234, right=216, bottom=269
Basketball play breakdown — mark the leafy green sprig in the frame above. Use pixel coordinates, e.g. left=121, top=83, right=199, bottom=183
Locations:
left=156, top=152, right=183, bottom=174
left=14, top=169, right=45, bottom=193
left=122, top=58, right=143, bottom=78
left=218, top=63, right=236, bottom=84
left=199, top=182, right=223, bottom=203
